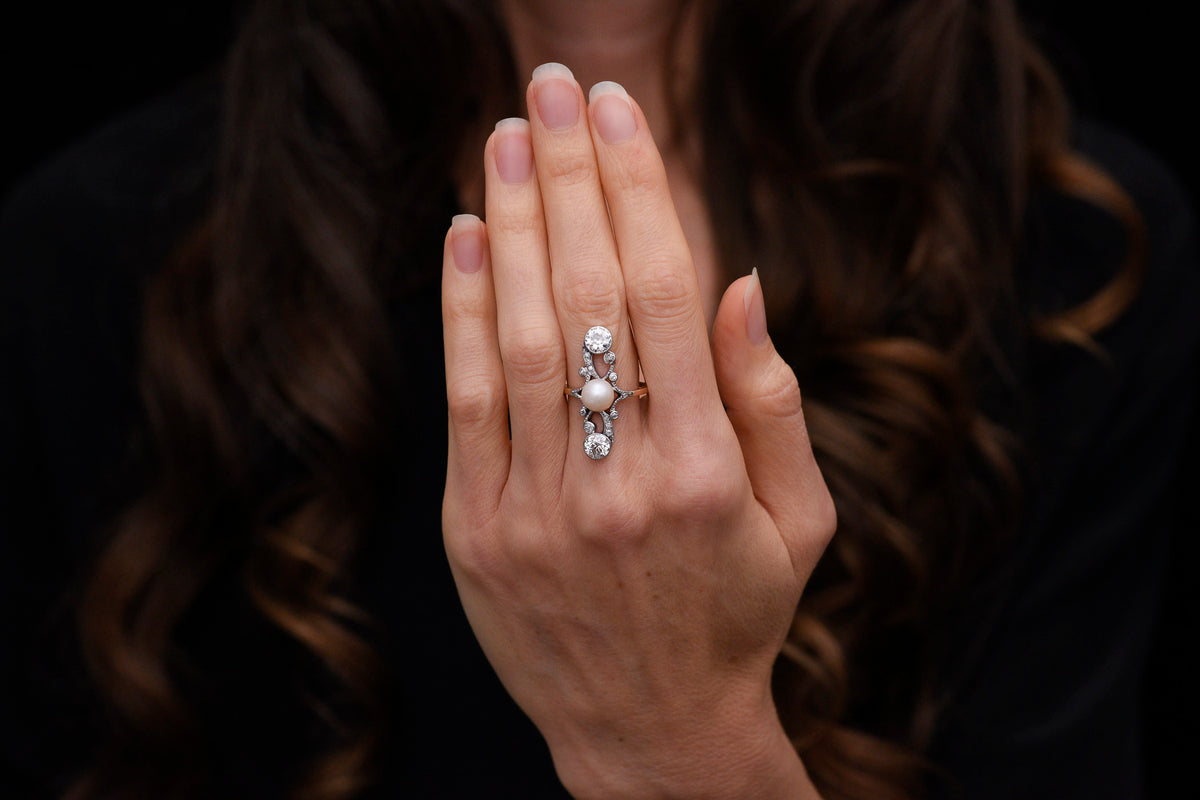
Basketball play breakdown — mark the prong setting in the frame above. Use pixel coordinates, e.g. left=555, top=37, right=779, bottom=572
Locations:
left=567, top=326, right=641, bottom=459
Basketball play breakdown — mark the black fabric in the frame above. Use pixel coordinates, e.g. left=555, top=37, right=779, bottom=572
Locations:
left=2, top=79, right=1196, bottom=799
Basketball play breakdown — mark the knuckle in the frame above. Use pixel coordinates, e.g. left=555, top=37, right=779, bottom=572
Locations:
left=501, top=524, right=555, bottom=569
left=544, top=148, right=598, bottom=187
left=571, top=491, right=650, bottom=546
left=490, top=210, right=542, bottom=240
left=557, top=269, right=623, bottom=320
left=609, top=146, right=664, bottom=194
left=446, top=374, right=505, bottom=429
left=812, top=482, right=839, bottom=544
left=626, top=265, right=697, bottom=322
left=442, top=505, right=503, bottom=580
left=659, top=457, right=743, bottom=521
left=442, top=289, right=490, bottom=330
left=754, top=363, right=805, bottom=420
left=500, top=326, right=563, bottom=385
left=446, top=531, right=504, bottom=583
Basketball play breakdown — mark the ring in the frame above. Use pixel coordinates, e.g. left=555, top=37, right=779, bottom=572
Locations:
left=565, top=326, right=648, bottom=460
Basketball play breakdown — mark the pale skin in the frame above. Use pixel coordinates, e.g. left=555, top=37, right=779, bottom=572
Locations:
left=441, top=2, right=837, bottom=798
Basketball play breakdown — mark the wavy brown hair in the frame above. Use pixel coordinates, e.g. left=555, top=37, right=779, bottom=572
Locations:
left=70, top=1, right=1143, bottom=799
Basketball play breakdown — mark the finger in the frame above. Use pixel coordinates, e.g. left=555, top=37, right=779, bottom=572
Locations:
left=484, top=117, right=570, bottom=479
left=442, top=215, right=510, bottom=511
left=710, top=271, right=837, bottom=578
left=586, top=81, right=720, bottom=424
left=526, top=64, right=643, bottom=446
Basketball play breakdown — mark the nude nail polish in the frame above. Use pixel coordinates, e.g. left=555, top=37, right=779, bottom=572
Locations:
left=451, top=214, right=484, bottom=274
left=532, top=62, right=579, bottom=131
left=744, top=267, right=768, bottom=344
left=589, top=82, right=636, bottom=144
left=494, top=118, right=533, bottom=184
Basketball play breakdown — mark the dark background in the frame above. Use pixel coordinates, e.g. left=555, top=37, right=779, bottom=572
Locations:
left=1, top=0, right=1196, bottom=793
left=1, top=3, right=1196, bottom=203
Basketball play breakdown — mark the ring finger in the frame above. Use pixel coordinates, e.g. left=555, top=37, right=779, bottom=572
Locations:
left=527, top=64, right=643, bottom=461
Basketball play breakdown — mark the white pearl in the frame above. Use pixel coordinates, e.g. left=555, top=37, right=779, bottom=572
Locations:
left=581, top=378, right=615, bottom=412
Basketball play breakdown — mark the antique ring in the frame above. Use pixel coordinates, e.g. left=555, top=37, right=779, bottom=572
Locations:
left=565, top=326, right=647, bottom=460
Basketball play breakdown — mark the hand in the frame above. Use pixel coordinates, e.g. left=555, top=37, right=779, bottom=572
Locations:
left=441, top=63, right=835, bottom=800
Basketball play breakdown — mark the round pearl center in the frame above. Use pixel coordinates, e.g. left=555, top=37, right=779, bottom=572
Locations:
left=581, top=378, right=615, bottom=412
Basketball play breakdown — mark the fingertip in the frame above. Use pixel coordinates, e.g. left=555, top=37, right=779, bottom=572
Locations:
left=450, top=214, right=486, bottom=274
left=743, top=267, right=768, bottom=345
left=588, top=80, right=628, bottom=103
left=492, top=118, right=534, bottom=184
left=588, top=82, right=637, bottom=145
left=712, top=273, right=756, bottom=346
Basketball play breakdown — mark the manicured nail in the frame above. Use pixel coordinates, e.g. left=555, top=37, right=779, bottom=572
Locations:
left=532, top=62, right=579, bottom=131
left=494, top=118, right=533, bottom=184
left=744, top=267, right=768, bottom=345
left=589, top=82, right=636, bottom=144
left=451, top=214, right=484, bottom=274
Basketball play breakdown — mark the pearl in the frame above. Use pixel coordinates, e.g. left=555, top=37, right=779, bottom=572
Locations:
left=581, top=378, right=615, bottom=412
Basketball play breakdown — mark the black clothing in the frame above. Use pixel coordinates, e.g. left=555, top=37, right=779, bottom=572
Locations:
left=2, top=77, right=1197, bottom=799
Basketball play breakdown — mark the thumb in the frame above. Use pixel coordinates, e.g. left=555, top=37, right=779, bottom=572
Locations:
left=711, top=270, right=836, bottom=573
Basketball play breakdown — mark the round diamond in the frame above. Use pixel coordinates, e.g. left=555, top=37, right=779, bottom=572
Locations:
left=583, top=433, right=612, bottom=459
left=584, top=326, right=613, bottom=354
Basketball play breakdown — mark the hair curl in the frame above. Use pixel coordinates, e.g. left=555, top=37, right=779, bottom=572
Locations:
left=71, top=1, right=1142, bottom=798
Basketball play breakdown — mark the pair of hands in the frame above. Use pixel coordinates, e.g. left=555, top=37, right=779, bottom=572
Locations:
left=441, top=62, right=835, bottom=799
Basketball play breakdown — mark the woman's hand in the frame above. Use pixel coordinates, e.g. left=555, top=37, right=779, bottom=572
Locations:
left=441, top=63, right=835, bottom=800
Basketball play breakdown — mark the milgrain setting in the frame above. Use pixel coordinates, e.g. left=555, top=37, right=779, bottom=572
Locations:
left=567, top=326, right=645, bottom=460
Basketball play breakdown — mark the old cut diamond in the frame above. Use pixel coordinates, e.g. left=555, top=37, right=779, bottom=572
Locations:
left=584, top=326, right=613, bottom=354
left=583, top=433, right=612, bottom=459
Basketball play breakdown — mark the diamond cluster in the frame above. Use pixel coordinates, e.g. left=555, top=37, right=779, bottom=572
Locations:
left=567, top=326, right=637, bottom=460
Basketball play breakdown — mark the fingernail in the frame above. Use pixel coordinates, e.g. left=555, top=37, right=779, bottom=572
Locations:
left=744, top=267, right=768, bottom=345
left=451, top=214, right=484, bottom=274
left=494, top=118, right=533, bottom=184
left=589, top=82, right=636, bottom=144
left=532, top=62, right=579, bottom=131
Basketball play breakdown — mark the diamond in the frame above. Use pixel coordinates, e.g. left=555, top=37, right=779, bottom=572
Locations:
left=584, top=326, right=613, bottom=354
left=583, top=433, right=612, bottom=459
